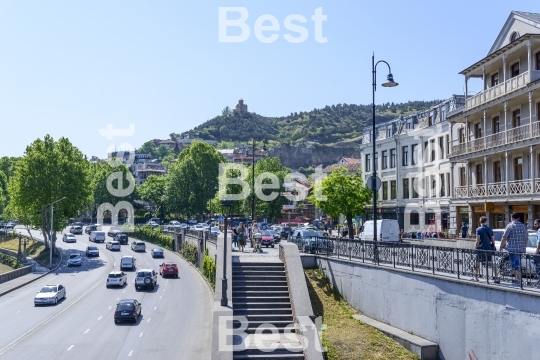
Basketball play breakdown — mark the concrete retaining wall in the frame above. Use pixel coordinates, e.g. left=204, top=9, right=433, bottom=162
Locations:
left=0, top=265, right=34, bottom=284
left=316, top=256, right=540, bottom=360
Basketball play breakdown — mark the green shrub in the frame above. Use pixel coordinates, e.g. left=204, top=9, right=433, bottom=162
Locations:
left=202, top=248, right=216, bottom=289
left=181, top=242, right=198, bottom=266
left=123, top=224, right=174, bottom=250
left=0, top=253, right=22, bottom=269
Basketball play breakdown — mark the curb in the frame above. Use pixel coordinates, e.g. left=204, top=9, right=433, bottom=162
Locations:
left=0, top=247, right=64, bottom=298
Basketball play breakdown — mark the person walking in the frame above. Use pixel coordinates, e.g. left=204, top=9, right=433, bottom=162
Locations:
left=461, top=222, right=468, bottom=238
left=232, top=226, right=239, bottom=249
left=237, top=222, right=246, bottom=253
left=500, top=213, right=528, bottom=285
left=472, top=216, right=498, bottom=283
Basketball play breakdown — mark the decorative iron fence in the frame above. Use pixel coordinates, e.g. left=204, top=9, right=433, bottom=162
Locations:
left=290, top=237, right=540, bottom=291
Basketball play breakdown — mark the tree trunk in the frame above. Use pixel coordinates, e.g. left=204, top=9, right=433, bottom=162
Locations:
left=346, top=213, right=354, bottom=239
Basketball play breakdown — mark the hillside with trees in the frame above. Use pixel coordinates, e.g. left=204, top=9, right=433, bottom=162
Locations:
left=193, top=100, right=441, bottom=147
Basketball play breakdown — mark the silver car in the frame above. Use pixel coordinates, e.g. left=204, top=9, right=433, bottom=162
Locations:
left=106, top=271, right=127, bottom=288
left=106, top=241, right=121, bottom=251
left=34, top=284, right=66, bottom=306
left=67, top=253, right=82, bottom=266
left=131, top=241, right=146, bottom=252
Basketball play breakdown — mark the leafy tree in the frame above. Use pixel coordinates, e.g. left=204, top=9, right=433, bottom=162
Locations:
left=297, top=166, right=315, bottom=178
left=222, top=106, right=232, bottom=117
left=157, top=144, right=170, bottom=160
left=91, top=162, right=135, bottom=221
left=0, top=170, right=6, bottom=215
left=137, top=175, right=167, bottom=220
left=7, top=135, right=91, bottom=247
left=307, top=166, right=371, bottom=239
left=138, top=141, right=158, bottom=157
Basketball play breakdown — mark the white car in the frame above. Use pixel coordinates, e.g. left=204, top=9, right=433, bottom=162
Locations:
left=134, top=269, right=158, bottom=290
left=67, top=253, right=82, bottom=266
left=210, top=227, right=220, bottom=235
left=34, top=284, right=66, bottom=306
left=62, top=234, right=77, bottom=243
left=106, top=241, right=121, bottom=251
left=131, top=241, right=146, bottom=252
left=192, top=225, right=205, bottom=231
left=106, top=271, right=127, bottom=288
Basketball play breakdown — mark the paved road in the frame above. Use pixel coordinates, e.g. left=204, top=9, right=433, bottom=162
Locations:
left=0, top=226, right=213, bottom=360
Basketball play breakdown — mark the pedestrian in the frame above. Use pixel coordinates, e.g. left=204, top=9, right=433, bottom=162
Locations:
left=472, top=216, right=498, bottom=282
left=237, top=222, right=246, bottom=252
left=461, top=222, right=468, bottom=238
left=500, top=213, right=528, bottom=285
left=533, top=220, right=540, bottom=285
left=232, top=226, right=239, bottom=249
left=252, top=221, right=261, bottom=248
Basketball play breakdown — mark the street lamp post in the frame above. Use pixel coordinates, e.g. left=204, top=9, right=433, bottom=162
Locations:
left=371, top=54, right=398, bottom=257
left=248, top=139, right=266, bottom=223
left=220, top=199, right=233, bottom=307
left=50, top=197, right=66, bottom=268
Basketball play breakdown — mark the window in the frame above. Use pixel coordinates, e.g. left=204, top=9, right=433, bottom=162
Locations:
left=459, top=128, right=465, bottom=143
left=365, top=154, right=371, bottom=172
left=390, top=180, right=396, bottom=199
left=460, top=167, right=466, bottom=186
left=402, top=146, right=409, bottom=166
left=430, top=139, right=435, bottom=162
left=538, top=102, right=540, bottom=122
left=493, top=161, right=501, bottom=182
left=425, top=213, right=436, bottom=226
left=412, top=178, right=419, bottom=198
left=491, top=73, right=499, bottom=86
left=474, top=123, right=482, bottom=138
left=382, top=181, right=388, bottom=200
left=390, top=149, right=396, bottom=168
left=431, top=176, right=436, bottom=197
left=403, top=179, right=410, bottom=199
left=513, top=109, right=521, bottom=128
left=406, top=119, right=413, bottom=131
left=411, top=144, right=418, bottom=165
left=514, top=157, right=523, bottom=181
left=510, top=32, right=519, bottom=42
left=511, top=62, right=520, bottom=77
left=375, top=153, right=378, bottom=171
left=410, top=211, right=419, bottom=225
left=439, top=137, right=444, bottom=159
left=386, top=125, right=392, bottom=138
left=446, top=135, right=450, bottom=157
left=440, top=174, right=446, bottom=197
left=382, top=151, right=388, bottom=169
left=429, top=115, right=433, bottom=126
left=369, top=130, right=373, bottom=143
left=492, top=116, right=500, bottom=133
left=476, top=164, right=483, bottom=184
left=537, top=52, right=540, bottom=70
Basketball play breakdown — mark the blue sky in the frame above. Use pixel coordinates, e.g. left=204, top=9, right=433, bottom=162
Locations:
left=0, top=1, right=537, bottom=157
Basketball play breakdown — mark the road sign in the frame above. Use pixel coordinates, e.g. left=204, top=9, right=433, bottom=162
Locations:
left=366, top=176, right=382, bottom=191
left=217, top=216, right=225, bottom=221
left=355, top=216, right=360, bottom=223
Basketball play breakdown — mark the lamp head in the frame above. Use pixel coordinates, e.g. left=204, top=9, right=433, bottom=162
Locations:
left=382, top=73, right=399, bottom=87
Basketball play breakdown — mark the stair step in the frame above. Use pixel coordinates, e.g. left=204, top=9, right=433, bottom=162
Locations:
left=233, top=286, right=289, bottom=292
left=232, top=291, right=290, bottom=297
left=234, top=308, right=293, bottom=315
left=233, top=262, right=284, bottom=266
left=233, top=353, right=304, bottom=359
left=233, top=297, right=291, bottom=303
left=233, top=266, right=285, bottom=272
left=233, top=271, right=285, bottom=275
left=234, top=320, right=295, bottom=328
left=234, top=276, right=287, bottom=281
left=241, top=314, right=294, bottom=322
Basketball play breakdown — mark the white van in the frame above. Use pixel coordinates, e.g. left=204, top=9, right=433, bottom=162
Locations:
left=359, top=220, right=400, bottom=242
left=120, top=256, right=136, bottom=270
left=90, top=231, right=106, bottom=243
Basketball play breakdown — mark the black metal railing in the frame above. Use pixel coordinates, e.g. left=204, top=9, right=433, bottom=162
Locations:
left=207, top=233, right=218, bottom=244
left=290, top=237, right=540, bottom=291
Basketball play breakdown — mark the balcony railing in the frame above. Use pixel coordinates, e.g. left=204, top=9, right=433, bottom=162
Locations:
left=466, top=71, right=530, bottom=110
left=454, top=179, right=540, bottom=198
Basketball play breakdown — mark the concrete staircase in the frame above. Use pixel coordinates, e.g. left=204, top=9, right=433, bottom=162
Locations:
left=232, top=261, right=304, bottom=360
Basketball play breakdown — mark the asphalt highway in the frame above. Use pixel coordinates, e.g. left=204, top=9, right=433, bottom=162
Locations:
left=0, top=226, right=213, bottom=360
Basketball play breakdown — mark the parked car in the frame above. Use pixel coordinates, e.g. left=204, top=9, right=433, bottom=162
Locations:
left=106, top=271, right=127, bottom=288
left=260, top=231, right=275, bottom=248
left=34, top=284, right=66, bottom=306
left=114, top=299, right=142, bottom=324
left=120, top=256, right=136, bottom=270
left=280, top=227, right=291, bottom=239
left=108, top=229, right=121, bottom=238
left=67, top=253, right=83, bottom=266
left=134, top=269, right=158, bottom=290
left=131, top=241, right=146, bottom=252
left=145, top=221, right=159, bottom=228
left=62, top=234, right=77, bottom=243
left=70, top=226, right=83, bottom=235
left=495, top=231, right=539, bottom=277
left=90, top=231, right=106, bottom=243
left=210, top=227, right=220, bottom=235
left=86, top=246, right=99, bottom=257
left=115, top=233, right=129, bottom=245
left=188, top=218, right=197, bottom=224
left=159, top=262, right=178, bottom=278
left=150, top=218, right=161, bottom=225
left=4, top=222, right=15, bottom=229
left=169, top=220, right=182, bottom=227
left=268, top=230, right=281, bottom=243
left=192, top=224, right=205, bottom=231
left=151, top=247, right=164, bottom=258
left=106, top=241, right=121, bottom=251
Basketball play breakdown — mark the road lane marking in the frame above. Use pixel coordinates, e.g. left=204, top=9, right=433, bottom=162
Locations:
left=147, top=318, right=151, bottom=323
left=163, top=289, right=165, bottom=292
left=97, top=316, right=102, bottom=321
left=108, top=306, right=111, bottom=310
left=159, top=296, right=162, bottom=299
left=123, top=290, right=125, bottom=293
left=128, top=350, right=133, bottom=356
left=116, top=297, right=119, bottom=301
left=0, top=275, right=104, bottom=356
left=16, top=311, right=20, bottom=314
left=67, top=345, right=74, bottom=351
left=84, top=329, right=90, bottom=334
left=139, top=332, right=143, bottom=337
left=154, top=307, right=157, bottom=310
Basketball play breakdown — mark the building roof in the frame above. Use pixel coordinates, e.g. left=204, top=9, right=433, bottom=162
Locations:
left=340, top=157, right=360, bottom=165
left=322, top=163, right=360, bottom=174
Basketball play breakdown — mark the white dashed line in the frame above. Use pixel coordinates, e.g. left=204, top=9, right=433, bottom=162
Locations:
left=15, top=311, right=20, bottom=314
left=116, top=298, right=119, bottom=301
left=154, top=307, right=157, bottom=310
left=162, top=289, right=165, bottom=292
left=139, top=332, right=143, bottom=337
left=159, top=296, right=162, bottom=299
left=123, top=290, right=125, bottom=293
left=108, top=306, right=111, bottom=310
left=84, top=329, right=90, bottom=334
left=67, top=345, right=74, bottom=351
left=147, top=318, right=151, bottom=323
left=128, top=350, right=133, bottom=357
left=97, top=316, right=102, bottom=321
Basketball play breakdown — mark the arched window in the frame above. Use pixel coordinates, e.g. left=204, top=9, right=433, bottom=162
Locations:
left=410, top=210, right=419, bottom=225
left=510, top=32, right=519, bottom=42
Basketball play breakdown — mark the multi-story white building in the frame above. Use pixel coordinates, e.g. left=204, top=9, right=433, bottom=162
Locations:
left=360, top=96, right=465, bottom=232
left=448, top=11, right=540, bottom=232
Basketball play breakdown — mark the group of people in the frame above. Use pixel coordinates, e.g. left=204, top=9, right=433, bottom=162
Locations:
left=400, top=229, right=448, bottom=240
left=230, top=221, right=262, bottom=253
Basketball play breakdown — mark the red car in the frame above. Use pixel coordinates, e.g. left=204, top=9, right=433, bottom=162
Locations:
left=260, top=231, right=275, bottom=248
left=159, top=262, right=178, bottom=278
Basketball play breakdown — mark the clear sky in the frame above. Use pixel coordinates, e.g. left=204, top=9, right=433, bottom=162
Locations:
left=0, top=1, right=538, bottom=157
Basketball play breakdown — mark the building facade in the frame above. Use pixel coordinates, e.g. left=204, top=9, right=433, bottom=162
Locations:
left=448, top=11, right=540, bottom=231
left=360, top=96, right=465, bottom=232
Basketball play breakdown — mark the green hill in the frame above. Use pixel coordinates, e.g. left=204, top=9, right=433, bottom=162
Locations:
left=193, top=100, right=441, bottom=147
